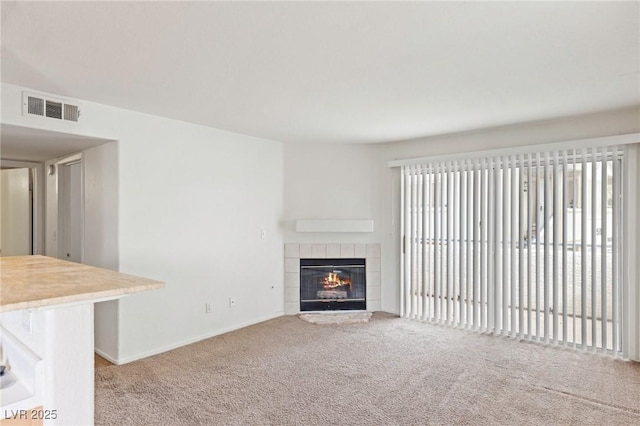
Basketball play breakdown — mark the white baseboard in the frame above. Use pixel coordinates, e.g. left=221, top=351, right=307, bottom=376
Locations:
left=94, top=348, right=119, bottom=365
left=106, top=311, right=284, bottom=365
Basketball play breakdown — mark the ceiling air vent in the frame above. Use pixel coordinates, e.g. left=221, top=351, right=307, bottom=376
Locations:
left=22, top=92, right=80, bottom=123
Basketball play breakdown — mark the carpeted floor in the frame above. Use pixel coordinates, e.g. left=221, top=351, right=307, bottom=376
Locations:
left=95, top=312, right=640, bottom=425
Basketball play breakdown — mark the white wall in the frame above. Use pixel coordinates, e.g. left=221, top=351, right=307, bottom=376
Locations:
left=2, top=83, right=285, bottom=364
left=115, top=114, right=284, bottom=362
left=83, top=142, right=120, bottom=358
left=283, top=143, right=383, bottom=244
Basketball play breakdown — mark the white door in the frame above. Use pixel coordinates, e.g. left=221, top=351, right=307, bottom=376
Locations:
left=58, top=161, right=83, bottom=262
left=0, top=168, right=32, bottom=256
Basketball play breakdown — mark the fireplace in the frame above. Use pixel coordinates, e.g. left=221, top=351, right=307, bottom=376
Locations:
left=300, top=258, right=366, bottom=311
left=284, top=243, right=381, bottom=315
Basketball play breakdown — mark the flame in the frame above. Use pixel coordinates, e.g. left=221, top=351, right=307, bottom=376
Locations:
left=322, top=272, right=351, bottom=289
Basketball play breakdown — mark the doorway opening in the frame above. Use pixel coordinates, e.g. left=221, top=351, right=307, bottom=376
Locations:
left=55, top=154, right=83, bottom=263
left=0, top=160, right=44, bottom=256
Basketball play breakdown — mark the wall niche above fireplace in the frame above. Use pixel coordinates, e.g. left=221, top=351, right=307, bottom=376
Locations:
left=300, top=258, right=366, bottom=311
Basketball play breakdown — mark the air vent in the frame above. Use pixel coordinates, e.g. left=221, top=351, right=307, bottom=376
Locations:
left=23, top=92, right=80, bottom=123
left=64, top=104, right=79, bottom=122
left=27, top=96, right=45, bottom=116
left=46, top=100, right=62, bottom=119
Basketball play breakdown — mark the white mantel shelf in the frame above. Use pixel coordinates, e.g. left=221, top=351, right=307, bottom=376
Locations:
left=295, top=219, right=374, bottom=233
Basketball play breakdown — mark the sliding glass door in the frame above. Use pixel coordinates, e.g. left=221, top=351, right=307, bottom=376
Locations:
left=400, top=146, right=624, bottom=356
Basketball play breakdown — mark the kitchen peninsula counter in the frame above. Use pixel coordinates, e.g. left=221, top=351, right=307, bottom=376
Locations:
left=0, top=255, right=164, bottom=312
left=0, top=255, right=163, bottom=425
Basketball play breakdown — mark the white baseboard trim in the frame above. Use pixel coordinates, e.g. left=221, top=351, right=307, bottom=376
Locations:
left=94, top=348, right=119, bottom=365
left=103, top=311, right=285, bottom=365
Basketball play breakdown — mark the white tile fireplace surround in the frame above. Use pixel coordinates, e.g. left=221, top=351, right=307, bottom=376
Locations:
left=284, top=243, right=381, bottom=315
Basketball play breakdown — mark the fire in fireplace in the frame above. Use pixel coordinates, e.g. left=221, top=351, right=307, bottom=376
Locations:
left=300, top=258, right=366, bottom=311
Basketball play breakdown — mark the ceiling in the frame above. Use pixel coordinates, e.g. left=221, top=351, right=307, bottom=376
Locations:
left=1, top=124, right=112, bottom=162
left=1, top=1, right=638, bottom=145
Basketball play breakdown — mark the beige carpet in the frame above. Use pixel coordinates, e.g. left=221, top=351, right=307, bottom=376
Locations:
left=95, top=312, right=640, bottom=425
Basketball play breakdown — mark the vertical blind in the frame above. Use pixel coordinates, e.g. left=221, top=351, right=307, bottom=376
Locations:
left=400, top=146, right=624, bottom=355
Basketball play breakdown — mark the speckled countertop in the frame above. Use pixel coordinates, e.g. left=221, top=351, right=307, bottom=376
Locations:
left=0, top=255, right=164, bottom=312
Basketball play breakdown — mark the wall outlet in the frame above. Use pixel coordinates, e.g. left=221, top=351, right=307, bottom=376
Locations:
left=205, top=303, right=212, bottom=314
left=260, top=229, right=266, bottom=239
left=229, top=297, right=236, bottom=308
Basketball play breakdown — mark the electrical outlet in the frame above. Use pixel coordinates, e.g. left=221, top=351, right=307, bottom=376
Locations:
left=205, top=303, right=212, bottom=314
left=229, top=297, right=236, bottom=308
left=260, top=229, right=266, bottom=239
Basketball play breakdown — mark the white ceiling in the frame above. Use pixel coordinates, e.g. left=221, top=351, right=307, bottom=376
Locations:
left=1, top=1, right=638, bottom=145
left=1, top=124, right=112, bottom=162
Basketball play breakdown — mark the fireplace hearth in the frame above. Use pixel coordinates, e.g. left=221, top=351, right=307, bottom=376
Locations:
left=300, top=258, right=366, bottom=311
